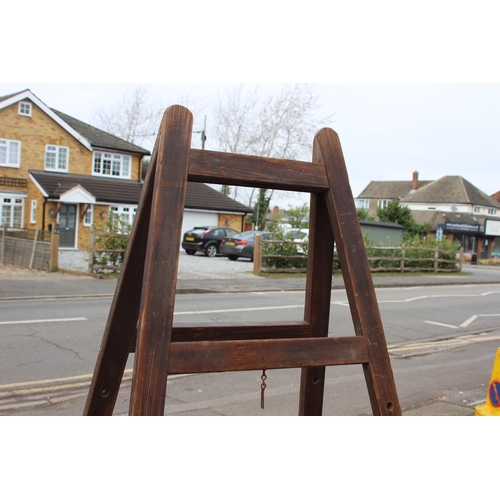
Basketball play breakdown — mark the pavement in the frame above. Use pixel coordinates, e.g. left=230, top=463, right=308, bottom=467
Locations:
left=2, top=262, right=500, bottom=416
left=2, top=263, right=500, bottom=300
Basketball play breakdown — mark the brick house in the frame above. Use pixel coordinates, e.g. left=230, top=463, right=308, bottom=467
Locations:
left=1, top=89, right=252, bottom=270
left=356, top=172, right=500, bottom=259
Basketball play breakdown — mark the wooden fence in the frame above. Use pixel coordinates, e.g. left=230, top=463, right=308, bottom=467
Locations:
left=88, top=227, right=129, bottom=274
left=1, top=227, right=56, bottom=271
left=253, top=235, right=463, bottom=275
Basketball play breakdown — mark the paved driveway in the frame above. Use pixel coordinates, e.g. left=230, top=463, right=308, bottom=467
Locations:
left=177, top=251, right=257, bottom=279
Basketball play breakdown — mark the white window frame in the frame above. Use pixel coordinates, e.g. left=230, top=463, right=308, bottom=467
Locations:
left=93, top=152, right=132, bottom=179
left=83, top=205, right=93, bottom=226
left=30, top=200, right=37, bottom=224
left=488, top=208, right=497, bottom=215
left=1, top=197, right=24, bottom=228
left=18, top=102, right=32, bottom=117
left=377, top=199, right=392, bottom=209
left=110, top=205, right=137, bottom=230
left=45, top=145, right=69, bottom=172
left=0, top=138, right=21, bottom=168
left=473, top=206, right=481, bottom=214
left=355, top=199, right=369, bottom=209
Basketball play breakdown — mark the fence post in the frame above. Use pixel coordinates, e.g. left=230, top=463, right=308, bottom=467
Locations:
left=1, top=227, right=5, bottom=263
left=434, top=246, right=439, bottom=274
left=88, top=226, right=95, bottom=275
left=253, top=233, right=263, bottom=275
left=29, top=228, right=40, bottom=269
left=401, top=244, right=406, bottom=273
left=49, top=224, right=60, bottom=272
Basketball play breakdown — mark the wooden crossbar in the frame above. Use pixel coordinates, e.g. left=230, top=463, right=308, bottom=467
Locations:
left=83, top=104, right=401, bottom=417
left=128, top=321, right=311, bottom=350
left=166, top=337, right=369, bottom=374
left=188, top=149, right=329, bottom=192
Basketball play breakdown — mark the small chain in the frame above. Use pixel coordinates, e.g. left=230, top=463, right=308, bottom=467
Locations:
left=260, top=369, right=267, bottom=409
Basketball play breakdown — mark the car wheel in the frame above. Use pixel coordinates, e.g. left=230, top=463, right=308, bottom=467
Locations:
left=205, top=244, right=217, bottom=257
left=227, top=255, right=239, bottom=261
left=185, top=250, right=196, bottom=255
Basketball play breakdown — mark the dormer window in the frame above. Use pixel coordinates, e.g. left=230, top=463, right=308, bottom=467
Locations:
left=18, top=102, right=32, bottom=117
left=473, top=207, right=481, bottom=214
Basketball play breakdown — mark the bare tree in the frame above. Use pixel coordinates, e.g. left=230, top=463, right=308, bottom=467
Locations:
left=212, top=84, right=333, bottom=229
left=93, top=85, right=166, bottom=150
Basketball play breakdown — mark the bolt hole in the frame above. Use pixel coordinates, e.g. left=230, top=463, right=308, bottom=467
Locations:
left=387, top=402, right=394, bottom=410
left=101, top=390, right=109, bottom=398
left=312, top=377, right=320, bottom=384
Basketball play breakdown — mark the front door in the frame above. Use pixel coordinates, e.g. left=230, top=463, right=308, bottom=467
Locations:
left=59, top=204, right=77, bottom=248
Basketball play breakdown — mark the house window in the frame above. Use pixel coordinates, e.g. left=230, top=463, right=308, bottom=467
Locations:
left=93, top=152, right=131, bottom=179
left=45, top=145, right=69, bottom=172
left=110, top=205, right=137, bottom=231
left=473, top=207, right=481, bottom=214
left=0, top=139, right=21, bottom=168
left=377, top=199, right=392, bottom=209
left=18, top=102, right=32, bottom=117
left=1, top=197, right=23, bottom=227
left=355, top=199, right=369, bottom=209
left=488, top=209, right=497, bottom=215
left=30, top=200, right=37, bottom=223
left=83, top=205, right=92, bottom=226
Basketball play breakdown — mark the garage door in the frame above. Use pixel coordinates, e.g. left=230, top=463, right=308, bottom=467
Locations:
left=181, top=210, right=218, bottom=242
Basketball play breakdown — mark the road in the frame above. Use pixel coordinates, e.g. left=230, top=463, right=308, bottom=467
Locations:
left=1, top=282, right=499, bottom=415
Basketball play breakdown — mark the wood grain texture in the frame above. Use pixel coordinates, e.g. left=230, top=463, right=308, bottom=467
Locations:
left=129, top=106, right=194, bottom=416
left=314, top=127, right=402, bottom=416
left=167, top=337, right=369, bottom=373
left=189, top=149, right=329, bottom=192
left=299, top=187, right=335, bottom=414
left=83, top=144, right=159, bottom=416
left=128, top=322, right=311, bottom=351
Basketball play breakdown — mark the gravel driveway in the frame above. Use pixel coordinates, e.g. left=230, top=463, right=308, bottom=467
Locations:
left=177, top=251, right=257, bottom=279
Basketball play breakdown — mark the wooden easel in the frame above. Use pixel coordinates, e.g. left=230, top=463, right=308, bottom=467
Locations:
left=84, top=105, right=401, bottom=416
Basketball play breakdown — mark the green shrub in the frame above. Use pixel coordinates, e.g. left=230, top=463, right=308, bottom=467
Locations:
left=94, top=215, right=131, bottom=269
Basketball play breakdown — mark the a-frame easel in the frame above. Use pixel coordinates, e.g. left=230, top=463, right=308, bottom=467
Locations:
left=84, top=105, right=401, bottom=416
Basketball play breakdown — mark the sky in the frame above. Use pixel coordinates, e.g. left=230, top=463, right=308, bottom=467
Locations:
left=2, top=82, right=499, bottom=207
left=3, top=2, right=500, bottom=208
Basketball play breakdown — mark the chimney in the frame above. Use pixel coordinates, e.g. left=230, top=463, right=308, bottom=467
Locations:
left=412, top=171, right=419, bottom=191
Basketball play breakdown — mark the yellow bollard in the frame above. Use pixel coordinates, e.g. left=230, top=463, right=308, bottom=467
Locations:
left=475, top=348, right=500, bottom=416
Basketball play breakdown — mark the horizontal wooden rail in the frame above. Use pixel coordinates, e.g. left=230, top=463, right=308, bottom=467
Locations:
left=166, top=336, right=369, bottom=373
left=188, top=149, right=329, bottom=192
left=129, top=321, right=311, bottom=351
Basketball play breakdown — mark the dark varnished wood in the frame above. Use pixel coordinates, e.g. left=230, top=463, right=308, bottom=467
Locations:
left=189, top=149, right=328, bottom=192
left=315, top=128, right=402, bottom=416
left=167, top=337, right=369, bottom=374
left=299, top=179, right=335, bottom=413
left=83, top=144, right=159, bottom=416
left=128, top=322, right=310, bottom=351
left=129, top=106, right=194, bottom=416
left=84, top=106, right=401, bottom=417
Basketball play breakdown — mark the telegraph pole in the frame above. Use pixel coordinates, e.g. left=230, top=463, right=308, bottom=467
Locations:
left=194, top=115, right=207, bottom=150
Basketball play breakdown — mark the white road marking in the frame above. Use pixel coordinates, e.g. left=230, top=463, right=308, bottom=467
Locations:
left=424, top=320, right=459, bottom=329
left=174, top=305, right=303, bottom=315
left=0, top=317, right=87, bottom=325
left=460, top=315, right=478, bottom=328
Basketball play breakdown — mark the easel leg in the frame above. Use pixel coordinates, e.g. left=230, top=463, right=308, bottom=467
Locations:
left=315, top=128, right=401, bottom=416
left=83, top=146, right=159, bottom=416
left=299, top=191, right=334, bottom=415
left=129, top=106, right=193, bottom=416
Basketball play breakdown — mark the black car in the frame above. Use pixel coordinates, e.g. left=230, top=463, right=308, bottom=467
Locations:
left=182, top=226, right=241, bottom=257
left=220, top=231, right=270, bottom=261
